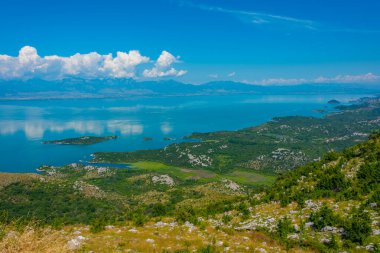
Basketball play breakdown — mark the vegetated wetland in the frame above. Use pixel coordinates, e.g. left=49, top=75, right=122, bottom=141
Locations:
left=0, top=93, right=371, bottom=172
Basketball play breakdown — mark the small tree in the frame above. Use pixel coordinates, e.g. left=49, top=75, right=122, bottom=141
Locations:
left=277, top=216, right=293, bottom=240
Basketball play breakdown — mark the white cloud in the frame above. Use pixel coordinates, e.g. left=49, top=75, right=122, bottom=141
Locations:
left=0, top=46, right=186, bottom=80
left=247, top=73, right=380, bottom=86
left=101, top=51, right=150, bottom=78
left=228, top=72, right=236, bottom=77
left=143, top=51, right=187, bottom=78
left=157, top=51, right=178, bottom=68
left=209, top=74, right=218, bottom=79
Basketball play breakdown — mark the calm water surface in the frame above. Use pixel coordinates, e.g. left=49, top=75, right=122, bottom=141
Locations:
left=0, top=94, right=369, bottom=172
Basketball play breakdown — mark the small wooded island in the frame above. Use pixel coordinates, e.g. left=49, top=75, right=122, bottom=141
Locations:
left=43, top=135, right=117, bottom=145
left=328, top=99, right=341, bottom=104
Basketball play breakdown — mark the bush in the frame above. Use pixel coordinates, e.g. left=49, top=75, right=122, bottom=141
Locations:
left=316, top=167, right=347, bottom=192
left=343, top=208, right=372, bottom=245
left=176, top=206, right=198, bottom=225
left=324, top=151, right=340, bottom=162
left=327, top=234, right=339, bottom=250
left=280, top=196, right=291, bottom=207
left=277, top=216, right=293, bottom=240
left=236, top=203, right=250, bottom=217
left=309, top=205, right=342, bottom=230
left=90, top=218, right=106, bottom=233
left=222, top=214, right=232, bottom=224
left=357, top=163, right=380, bottom=194
left=367, top=189, right=380, bottom=209
left=131, top=210, right=146, bottom=226
left=197, top=245, right=217, bottom=253
left=149, top=203, right=168, bottom=217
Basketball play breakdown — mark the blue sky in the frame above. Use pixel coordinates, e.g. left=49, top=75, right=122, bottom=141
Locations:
left=1, top=0, right=380, bottom=84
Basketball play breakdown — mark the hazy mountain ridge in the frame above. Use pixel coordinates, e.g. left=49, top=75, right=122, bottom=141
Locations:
left=1, top=78, right=380, bottom=100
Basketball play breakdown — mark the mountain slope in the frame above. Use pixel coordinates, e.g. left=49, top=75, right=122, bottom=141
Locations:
left=1, top=78, right=380, bottom=100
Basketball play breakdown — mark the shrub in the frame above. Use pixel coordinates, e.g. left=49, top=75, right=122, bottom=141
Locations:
left=149, top=203, right=168, bottom=217
left=367, top=189, right=380, bottom=209
left=324, top=151, right=340, bottom=162
left=236, top=203, right=250, bottom=217
left=176, top=206, right=198, bottom=225
left=357, top=163, right=380, bottom=193
left=327, top=234, right=339, bottom=250
left=197, top=245, right=217, bottom=253
left=316, top=167, right=347, bottom=192
left=277, top=216, right=293, bottom=240
left=90, top=218, right=106, bottom=233
left=131, top=210, right=146, bottom=226
left=222, top=214, right=232, bottom=224
left=280, top=196, right=291, bottom=207
left=309, top=205, right=342, bottom=230
left=343, top=208, right=371, bottom=245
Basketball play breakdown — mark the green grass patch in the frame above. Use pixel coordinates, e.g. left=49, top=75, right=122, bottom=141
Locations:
left=223, top=170, right=276, bottom=186
left=130, top=162, right=275, bottom=186
left=130, top=161, right=206, bottom=180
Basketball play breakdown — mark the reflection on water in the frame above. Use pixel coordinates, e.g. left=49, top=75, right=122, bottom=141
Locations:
left=241, top=94, right=361, bottom=104
left=0, top=120, right=144, bottom=140
left=160, top=122, right=173, bottom=135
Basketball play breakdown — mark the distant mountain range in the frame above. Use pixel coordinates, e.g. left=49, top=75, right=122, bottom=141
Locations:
left=1, top=78, right=380, bottom=100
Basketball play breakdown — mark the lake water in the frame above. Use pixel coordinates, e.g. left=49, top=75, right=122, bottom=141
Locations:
left=0, top=93, right=370, bottom=172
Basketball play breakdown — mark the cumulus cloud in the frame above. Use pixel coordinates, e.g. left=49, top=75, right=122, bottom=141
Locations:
left=0, top=46, right=187, bottom=80
left=143, top=51, right=187, bottom=78
left=248, top=73, right=380, bottom=86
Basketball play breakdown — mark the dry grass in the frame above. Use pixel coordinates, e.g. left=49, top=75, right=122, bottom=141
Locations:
left=0, top=222, right=318, bottom=253
left=0, top=173, right=39, bottom=189
left=77, top=223, right=285, bottom=252
left=0, top=227, right=70, bottom=253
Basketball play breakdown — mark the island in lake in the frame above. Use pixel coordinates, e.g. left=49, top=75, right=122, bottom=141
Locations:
left=43, top=135, right=117, bottom=145
left=328, top=99, right=341, bottom=104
